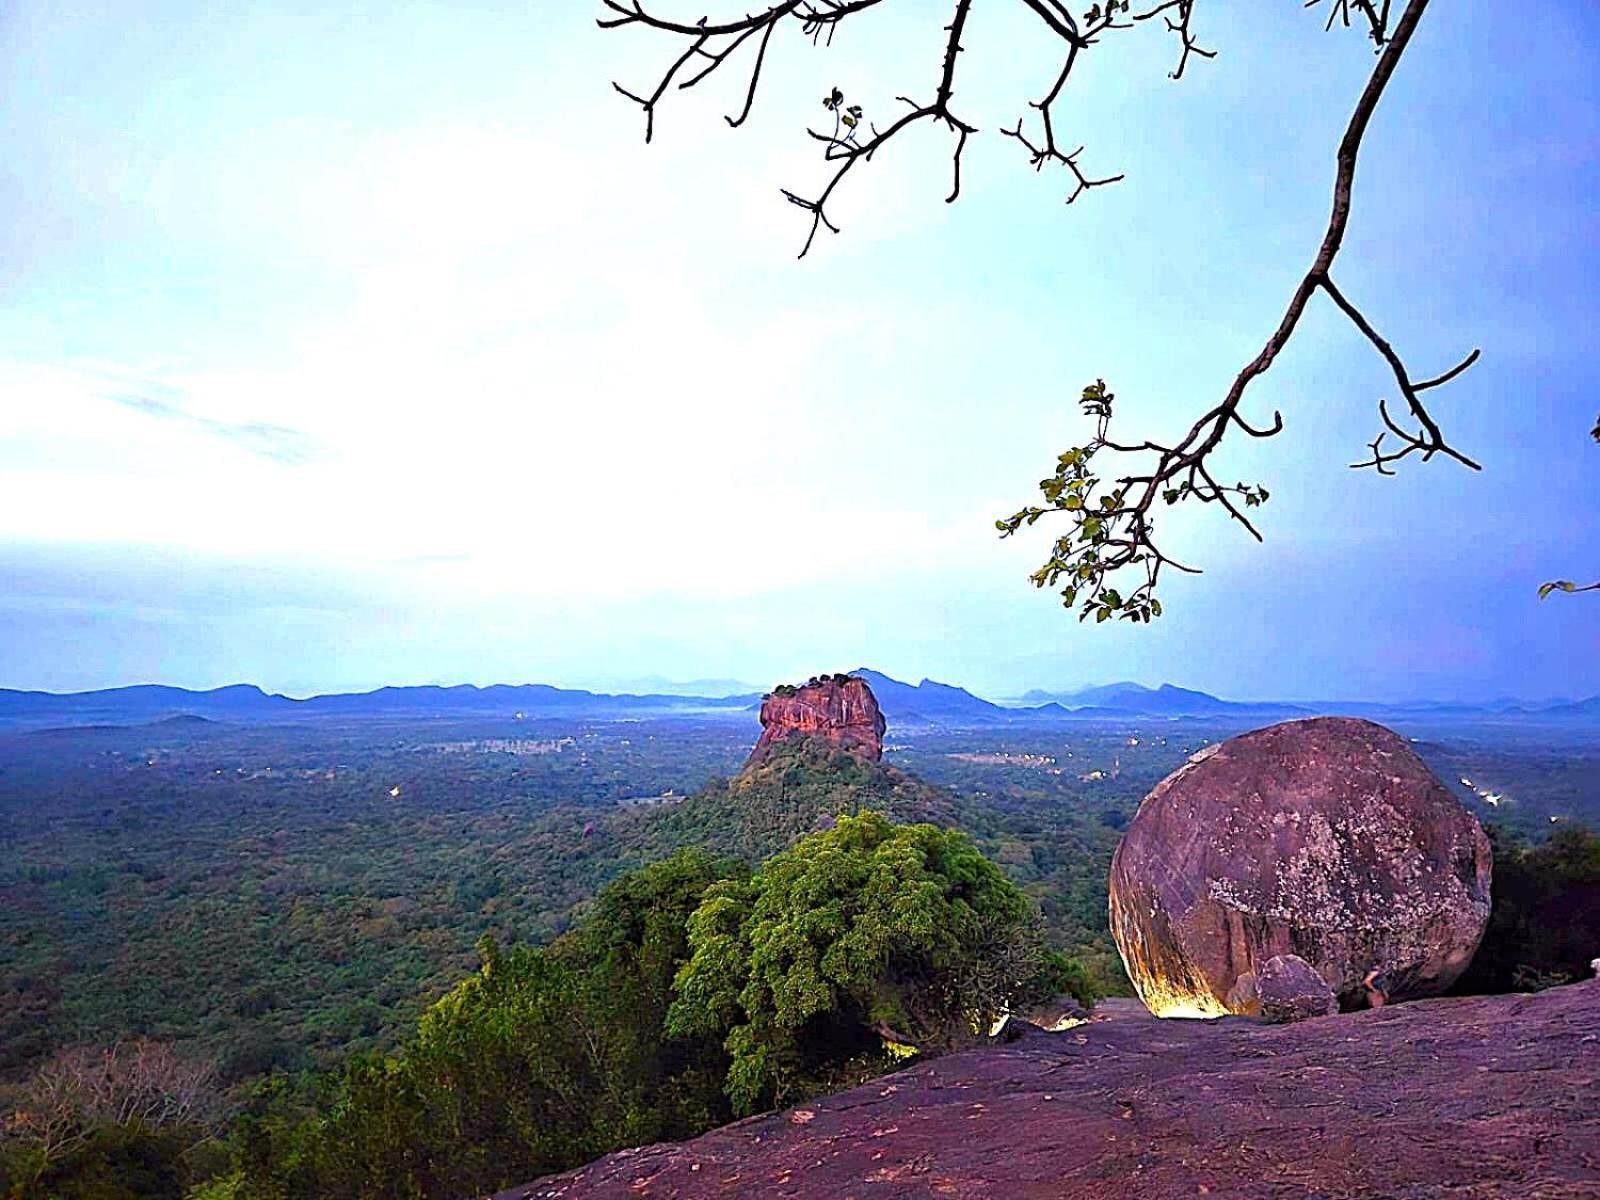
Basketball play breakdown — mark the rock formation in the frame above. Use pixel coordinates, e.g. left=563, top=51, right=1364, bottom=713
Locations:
left=1254, top=953, right=1337, bottom=1023
left=499, top=982, right=1600, bottom=1200
left=1109, top=717, right=1491, bottom=1018
left=751, top=675, right=886, bottom=763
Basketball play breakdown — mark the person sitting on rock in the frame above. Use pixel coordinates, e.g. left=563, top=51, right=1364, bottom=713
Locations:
left=1362, top=967, right=1391, bottom=1008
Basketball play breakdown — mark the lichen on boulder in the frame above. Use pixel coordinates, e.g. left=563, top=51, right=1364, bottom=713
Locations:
left=1108, top=717, right=1492, bottom=1018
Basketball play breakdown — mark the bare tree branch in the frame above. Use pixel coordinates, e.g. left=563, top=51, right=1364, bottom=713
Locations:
left=600, top=0, right=1187, bottom=255
left=4, top=1041, right=231, bottom=1190
left=603, top=0, right=1482, bottom=621
left=600, top=1, right=898, bottom=145
left=777, top=1, right=981, bottom=255
left=1136, top=0, right=1216, bottom=79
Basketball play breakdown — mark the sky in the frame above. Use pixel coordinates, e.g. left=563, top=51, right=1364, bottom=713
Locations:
left=2, top=1, right=1597, bottom=703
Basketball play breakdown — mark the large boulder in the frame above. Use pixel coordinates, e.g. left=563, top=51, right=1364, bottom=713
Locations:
left=1254, top=953, right=1338, bottom=1023
left=1109, top=717, right=1491, bottom=1017
left=752, top=675, right=886, bottom=763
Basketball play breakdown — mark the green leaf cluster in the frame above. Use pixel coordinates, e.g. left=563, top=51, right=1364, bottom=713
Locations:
left=821, top=87, right=864, bottom=130
left=1082, top=1, right=1129, bottom=24
left=998, top=378, right=1271, bottom=624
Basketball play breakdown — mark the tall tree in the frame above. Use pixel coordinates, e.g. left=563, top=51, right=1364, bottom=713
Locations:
left=667, top=811, right=1087, bottom=1114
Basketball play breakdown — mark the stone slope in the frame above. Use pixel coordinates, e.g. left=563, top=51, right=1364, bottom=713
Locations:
left=496, top=982, right=1600, bottom=1200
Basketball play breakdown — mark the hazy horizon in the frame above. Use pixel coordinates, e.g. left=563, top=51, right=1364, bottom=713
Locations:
left=1, top=665, right=1588, bottom=710
left=3, top=2, right=1597, bottom=704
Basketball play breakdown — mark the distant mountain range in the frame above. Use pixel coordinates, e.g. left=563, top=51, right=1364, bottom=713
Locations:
left=1016, top=682, right=1309, bottom=719
left=1017, top=681, right=1600, bottom=721
left=580, top=676, right=766, bottom=698
left=0, top=681, right=762, bottom=731
left=849, top=670, right=1011, bottom=726
left=1, top=672, right=1595, bottom=733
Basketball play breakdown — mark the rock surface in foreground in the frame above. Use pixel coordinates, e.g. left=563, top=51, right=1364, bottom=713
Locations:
left=498, top=983, right=1600, bottom=1200
left=752, top=676, right=886, bottom=764
left=1109, top=717, right=1491, bottom=1017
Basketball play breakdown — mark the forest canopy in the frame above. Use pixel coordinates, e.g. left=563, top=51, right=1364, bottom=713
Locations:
left=150, top=811, right=1089, bottom=1200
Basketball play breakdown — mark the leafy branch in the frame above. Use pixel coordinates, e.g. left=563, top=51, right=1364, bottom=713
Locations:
left=1536, top=417, right=1600, bottom=600
left=1540, top=580, right=1600, bottom=599
left=603, top=0, right=1483, bottom=620
left=997, top=0, right=1481, bottom=621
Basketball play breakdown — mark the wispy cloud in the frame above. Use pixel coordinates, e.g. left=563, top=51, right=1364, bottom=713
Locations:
left=99, top=373, right=322, bottom=465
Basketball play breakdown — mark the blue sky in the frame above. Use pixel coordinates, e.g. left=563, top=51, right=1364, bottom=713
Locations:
left=2, top=1, right=1597, bottom=702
